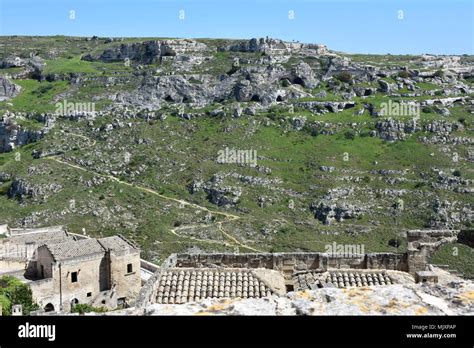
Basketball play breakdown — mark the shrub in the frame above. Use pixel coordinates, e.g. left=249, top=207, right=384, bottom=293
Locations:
left=281, top=79, right=291, bottom=87
left=309, top=128, right=319, bottom=137
left=32, top=84, right=53, bottom=96
left=422, top=106, right=434, bottom=113
left=397, top=71, right=410, bottom=78
left=335, top=71, right=352, bottom=84
left=344, top=130, right=356, bottom=140
left=71, top=304, right=107, bottom=314
left=434, top=70, right=444, bottom=78
left=388, top=238, right=401, bottom=248
left=227, top=65, right=239, bottom=75
left=453, top=170, right=461, bottom=177
left=415, top=181, right=426, bottom=188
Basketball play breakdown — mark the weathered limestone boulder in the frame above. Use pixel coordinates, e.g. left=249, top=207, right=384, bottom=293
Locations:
left=205, top=186, right=242, bottom=207
left=288, top=62, right=319, bottom=89
left=0, top=77, right=21, bottom=101
left=377, top=79, right=397, bottom=94
left=310, top=201, right=364, bottom=225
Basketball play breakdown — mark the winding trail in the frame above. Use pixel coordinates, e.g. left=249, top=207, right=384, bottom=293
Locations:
left=45, top=132, right=261, bottom=252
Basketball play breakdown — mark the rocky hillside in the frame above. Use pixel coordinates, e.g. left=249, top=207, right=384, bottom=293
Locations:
left=0, top=36, right=472, bottom=273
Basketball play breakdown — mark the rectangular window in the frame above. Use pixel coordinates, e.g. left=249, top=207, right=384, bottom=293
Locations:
left=127, top=263, right=133, bottom=273
left=87, top=292, right=92, bottom=297
left=117, top=297, right=126, bottom=308
left=71, top=272, right=78, bottom=283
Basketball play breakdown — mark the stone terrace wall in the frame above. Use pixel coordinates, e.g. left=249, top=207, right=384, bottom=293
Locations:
left=175, top=252, right=408, bottom=273
left=0, top=258, right=27, bottom=273
left=135, top=254, right=177, bottom=308
left=407, top=229, right=460, bottom=274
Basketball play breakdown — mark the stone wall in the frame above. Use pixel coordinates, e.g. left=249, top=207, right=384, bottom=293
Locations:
left=108, top=250, right=141, bottom=305
left=175, top=252, right=408, bottom=275
left=407, top=229, right=460, bottom=274
left=29, top=278, right=57, bottom=311
left=0, top=258, right=27, bottom=273
left=136, top=254, right=177, bottom=308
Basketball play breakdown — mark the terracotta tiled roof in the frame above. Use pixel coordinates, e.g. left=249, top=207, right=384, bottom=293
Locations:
left=156, top=268, right=273, bottom=304
left=295, top=271, right=393, bottom=290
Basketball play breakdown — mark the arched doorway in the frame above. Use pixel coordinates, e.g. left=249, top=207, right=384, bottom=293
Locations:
left=44, top=303, right=55, bottom=312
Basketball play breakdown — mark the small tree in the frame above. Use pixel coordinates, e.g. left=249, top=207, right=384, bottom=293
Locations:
left=0, top=294, right=11, bottom=316
left=0, top=276, right=38, bottom=315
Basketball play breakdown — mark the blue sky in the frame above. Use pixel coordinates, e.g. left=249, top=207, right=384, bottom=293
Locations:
left=0, top=0, right=472, bottom=54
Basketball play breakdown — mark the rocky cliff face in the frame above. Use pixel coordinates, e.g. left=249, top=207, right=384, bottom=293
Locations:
left=83, top=39, right=209, bottom=64
left=225, top=37, right=328, bottom=56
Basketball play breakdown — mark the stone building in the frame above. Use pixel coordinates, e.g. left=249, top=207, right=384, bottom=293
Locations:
left=0, top=225, right=73, bottom=274
left=0, top=225, right=142, bottom=313
left=27, top=235, right=141, bottom=312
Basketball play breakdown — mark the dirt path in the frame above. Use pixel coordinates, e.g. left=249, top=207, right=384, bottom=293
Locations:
left=45, top=137, right=260, bottom=251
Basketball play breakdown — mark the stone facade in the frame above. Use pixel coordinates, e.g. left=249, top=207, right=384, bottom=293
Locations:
left=27, top=235, right=141, bottom=312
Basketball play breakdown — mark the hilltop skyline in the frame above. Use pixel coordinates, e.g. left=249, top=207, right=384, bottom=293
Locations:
left=0, top=0, right=473, bottom=55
